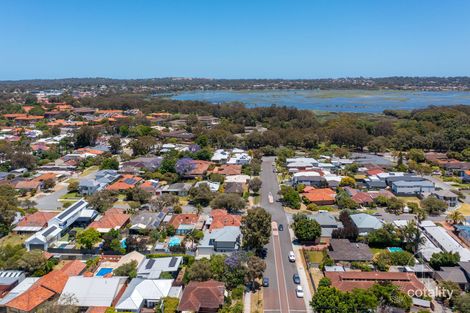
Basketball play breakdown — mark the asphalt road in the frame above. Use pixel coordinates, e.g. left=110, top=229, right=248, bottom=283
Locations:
left=261, top=156, right=307, bottom=313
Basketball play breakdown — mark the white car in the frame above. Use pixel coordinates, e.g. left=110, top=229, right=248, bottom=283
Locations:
left=296, top=285, right=304, bottom=298
left=288, top=251, right=296, bottom=262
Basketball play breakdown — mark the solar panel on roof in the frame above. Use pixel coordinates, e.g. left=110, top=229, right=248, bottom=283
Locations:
left=42, top=226, right=57, bottom=237
left=169, top=257, right=178, bottom=268
left=145, top=259, right=155, bottom=269
left=56, top=200, right=85, bottom=220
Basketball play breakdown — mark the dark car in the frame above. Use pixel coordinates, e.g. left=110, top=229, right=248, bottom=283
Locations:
left=278, top=224, right=284, bottom=231
left=263, top=277, right=269, bottom=287
left=293, top=273, right=300, bottom=284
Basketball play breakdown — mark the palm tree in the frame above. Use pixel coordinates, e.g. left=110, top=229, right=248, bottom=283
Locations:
left=402, top=220, right=425, bottom=254
left=415, top=207, right=427, bottom=224
left=447, top=210, right=465, bottom=225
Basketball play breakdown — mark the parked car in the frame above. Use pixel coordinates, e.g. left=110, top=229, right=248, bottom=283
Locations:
left=293, top=273, right=300, bottom=284
left=288, top=251, right=296, bottom=262
left=296, top=285, right=304, bottom=298
left=263, top=277, right=269, bottom=287
left=278, top=224, right=284, bottom=231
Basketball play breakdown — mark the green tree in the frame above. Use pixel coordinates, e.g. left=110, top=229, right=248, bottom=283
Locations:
left=74, top=126, right=99, bottom=148
left=421, top=196, right=448, bottom=215
left=187, top=258, right=212, bottom=281
left=241, top=207, right=271, bottom=252
left=109, top=136, right=122, bottom=154
left=429, top=251, right=460, bottom=270
left=454, top=293, right=470, bottom=313
left=210, top=193, right=246, bottom=213
left=280, top=185, right=301, bottom=209
left=447, top=210, right=465, bottom=225
left=339, top=177, right=356, bottom=187
left=87, top=190, right=118, bottom=213
left=189, top=184, right=214, bottom=206
left=76, top=228, right=101, bottom=249
left=68, top=180, right=79, bottom=192
left=113, top=260, right=138, bottom=278
left=407, top=148, right=425, bottom=162
left=161, top=297, right=179, bottom=313
left=292, top=213, right=321, bottom=242
left=244, top=256, right=266, bottom=287
left=100, top=157, right=119, bottom=170
left=248, top=177, right=262, bottom=194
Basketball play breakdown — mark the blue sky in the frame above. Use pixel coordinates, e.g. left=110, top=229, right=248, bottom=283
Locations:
left=1, top=0, right=470, bottom=80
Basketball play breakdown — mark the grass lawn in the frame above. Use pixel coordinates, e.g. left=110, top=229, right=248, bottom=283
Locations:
left=0, top=234, right=27, bottom=247
left=458, top=203, right=470, bottom=216
left=398, top=196, right=421, bottom=206
left=60, top=192, right=80, bottom=200
left=304, top=250, right=324, bottom=264
left=80, top=166, right=99, bottom=177
left=370, top=248, right=387, bottom=255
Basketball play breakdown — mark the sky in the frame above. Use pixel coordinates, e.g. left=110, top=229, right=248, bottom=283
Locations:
left=1, top=0, right=470, bottom=80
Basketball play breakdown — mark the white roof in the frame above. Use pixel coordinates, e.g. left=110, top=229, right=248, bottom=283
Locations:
left=115, top=278, right=174, bottom=311
left=286, top=157, right=318, bottom=164
left=419, top=235, right=442, bottom=261
left=59, top=276, right=127, bottom=307
left=224, top=175, right=250, bottom=183
left=293, top=171, right=320, bottom=177
left=423, top=225, right=470, bottom=261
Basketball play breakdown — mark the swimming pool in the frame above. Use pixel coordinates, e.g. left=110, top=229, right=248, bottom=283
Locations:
left=121, top=238, right=127, bottom=249
left=387, top=247, right=403, bottom=253
left=96, top=268, right=113, bottom=276
left=168, top=236, right=181, bottom=247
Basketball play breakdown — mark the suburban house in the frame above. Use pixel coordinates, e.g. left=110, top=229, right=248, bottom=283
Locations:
left=226, top=152, right=251, bottom=165
left=197, top=226, right=241, bottom=256
left=325, top=271, right=425, bottom=295
left=391, top=179, right=435, bottom=196
left=5, top=260, right=86, bottom=313
left=13, top=212, right=58, bottom=234
left=106, top=175, right=143, bottom=191
left=224, top=182, right=245, bottom=195
left=421, top=221, right=470, bottom=262
left=137, top=257, right=182, bottom=279
left=187, top=160, right=213, bottom=178
left=79, top=169, right=119, bottom=195
left=211, top=150, right=229, bottom=163
left=206, top=209, right=241, bottom=231
left=310, top=212, right=343, bottom=238
left=194, top=181, right=220, bottom=192
left=434, top=262, right=470, bottom=291
left=129, top=211, right=167, bottom=234
left=168, top=214, right=199, bottom=235
left=88, top=208, right=130, bottom=233
left=210, top=164, right=242, bottom=176
left=115, top=279, right=181, bottom=312
left=159, top=183, right=192, bottom=196
left=59, top=276, right=127, bottom=308
left=432, top=190, right=459, bottom=207
left=177, top=280, right=225, bottom=313
left=350, top=213, right=382, bottom=235
left=327, top=239, right=373, bottom=262
left=302, top=188, right=336, bottom=205
left=25, top=200, right=91, bottom=251
left=292, top=171, right=327, bottom=187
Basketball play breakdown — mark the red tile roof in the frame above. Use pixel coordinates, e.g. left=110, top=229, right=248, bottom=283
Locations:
left=325, top=271, right=425, bottom=295
left=169, top=214, right=199, bottom=229
left=178, top=280, right=225, bottom=312
left=106, top=175, right=142, bottom=191
left=16, top=211, right=58, bottom=228
left=6, top=260, right=85, bottom=312
left=209, top=209, right=241, bottom=230
left=89, top=208, right=130, bottom=232
left=211, top=164, right=242, bottom=176
left=302, top=188, right=336, bottom=204
left=189, top=160, right=213, bottom=176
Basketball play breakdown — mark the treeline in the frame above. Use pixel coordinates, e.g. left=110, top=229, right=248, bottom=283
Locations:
left=2, top=76, right=470, bottom=92
left=84, top=95, right=469, bottom=154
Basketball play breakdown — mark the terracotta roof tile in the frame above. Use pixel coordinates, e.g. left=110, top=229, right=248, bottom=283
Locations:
left=178, top=280, right=225, bottom=312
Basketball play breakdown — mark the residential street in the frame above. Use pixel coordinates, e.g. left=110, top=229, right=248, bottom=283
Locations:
left=260, top=156, right=310, bottom=313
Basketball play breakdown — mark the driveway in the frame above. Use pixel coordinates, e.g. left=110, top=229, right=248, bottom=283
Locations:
left=34, top=183, right=69, bottom=210
left=261, top=157, right=309, bottom=313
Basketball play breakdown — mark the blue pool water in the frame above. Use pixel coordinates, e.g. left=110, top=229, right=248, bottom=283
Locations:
left=121, top=238, right=127, bottom=249
left=168, top=236, right=182, bottom=247
left=96, top=268, right=113, bottom=276
left=387, top=247, right=403, bottom=253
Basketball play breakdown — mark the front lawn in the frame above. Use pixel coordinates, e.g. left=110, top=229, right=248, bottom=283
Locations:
left=60, top=192, right=80, bottom=200
left=370, top=248, right=387, bottom=255
left=458, top=203, right=470, bottom=216
left=304, top=250, right=324, bottom=264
